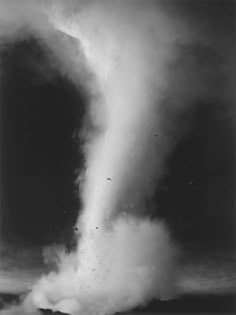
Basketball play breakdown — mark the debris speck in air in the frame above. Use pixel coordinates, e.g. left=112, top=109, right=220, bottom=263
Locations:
left=96, top=227, right=99, bottom=229
left=107, top=177, right=111, bottom=181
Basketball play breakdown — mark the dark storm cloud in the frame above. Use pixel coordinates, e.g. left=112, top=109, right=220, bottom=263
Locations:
left=0, top=37, right=87, bottom=245
left=153, top=0, right=235, bottom=249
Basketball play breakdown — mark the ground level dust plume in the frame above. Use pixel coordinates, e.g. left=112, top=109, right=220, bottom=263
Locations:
left=0, top=1, right=194, bottom=314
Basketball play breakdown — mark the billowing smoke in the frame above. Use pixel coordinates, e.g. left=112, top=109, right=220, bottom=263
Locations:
left=0, top=1, right=228, bottom=315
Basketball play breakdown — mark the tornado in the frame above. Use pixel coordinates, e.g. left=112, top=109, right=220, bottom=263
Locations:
left=0, top=1, right=208, bottom=315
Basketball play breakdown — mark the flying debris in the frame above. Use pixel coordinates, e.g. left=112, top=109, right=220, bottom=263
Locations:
left=107, top=177, right=111, bottom=181
left=96, top=226, right=99, bottom=229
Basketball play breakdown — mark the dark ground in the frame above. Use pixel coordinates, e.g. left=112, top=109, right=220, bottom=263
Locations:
left=1, top=292, right=236, bottom=314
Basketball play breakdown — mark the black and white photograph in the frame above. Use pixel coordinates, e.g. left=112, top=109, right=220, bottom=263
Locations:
left=0, top=1, right=235, bottom=314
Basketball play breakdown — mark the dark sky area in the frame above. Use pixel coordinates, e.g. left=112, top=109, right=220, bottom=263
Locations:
left=0, top=0, right=235, bottom=252
left=0, top=38, right=87, bottom=246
